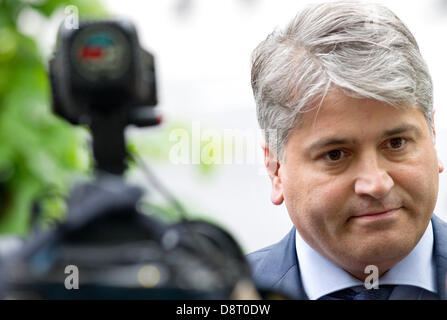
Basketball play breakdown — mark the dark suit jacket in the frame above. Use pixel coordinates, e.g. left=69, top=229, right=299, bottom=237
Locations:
left=247, top=215, right=447, bottom=300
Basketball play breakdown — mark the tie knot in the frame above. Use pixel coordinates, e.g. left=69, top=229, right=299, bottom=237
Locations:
left=322, top=285, right=396, bottom=300
left=353, top=285, right=395, bottom=300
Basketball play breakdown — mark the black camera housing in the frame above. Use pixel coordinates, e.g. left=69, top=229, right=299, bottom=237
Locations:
left=49, top=19, right=157, bottom=125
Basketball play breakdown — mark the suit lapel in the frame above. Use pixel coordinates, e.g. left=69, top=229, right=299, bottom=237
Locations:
left=432, top=215, right=447, bottom=299
left=255, top=227, right=308, bottom=299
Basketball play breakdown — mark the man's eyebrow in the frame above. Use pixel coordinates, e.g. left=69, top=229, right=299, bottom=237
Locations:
left=381, top=124, right=421, bottom=138
left=307, top=138, right=355, bottom=152
left=307, top=124, right=421, bottom=152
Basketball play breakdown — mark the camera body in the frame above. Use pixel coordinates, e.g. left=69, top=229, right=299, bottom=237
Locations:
left=49, top=19, right=157, bottom=125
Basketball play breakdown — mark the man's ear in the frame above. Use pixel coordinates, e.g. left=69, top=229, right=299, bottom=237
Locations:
left=432, top=110, right=444, bottom=173
left=262, top=142, right=284, bottom=205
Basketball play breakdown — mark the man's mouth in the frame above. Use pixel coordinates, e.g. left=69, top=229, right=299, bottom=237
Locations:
left=350, top=207, right=402, bottom=221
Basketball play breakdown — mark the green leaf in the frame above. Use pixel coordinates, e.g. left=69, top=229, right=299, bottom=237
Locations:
left=31, top=0, right=108, bottom=18
left=0, top=0, right=105, bottom=235
left=0, top=27, right=18, bottom=62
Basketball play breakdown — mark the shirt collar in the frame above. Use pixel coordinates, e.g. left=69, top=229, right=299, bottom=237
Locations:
left=295, top=221, right=437, bottom=300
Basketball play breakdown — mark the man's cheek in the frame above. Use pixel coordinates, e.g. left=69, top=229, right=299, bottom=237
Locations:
left=310, top=181, right=346, bottom=211
left=398, top=163, right=437, bottom=198
left=301, top=189, right=343, bottom=229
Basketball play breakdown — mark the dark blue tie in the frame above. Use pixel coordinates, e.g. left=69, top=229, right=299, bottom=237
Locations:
left=320, top=285, right=395, bottom=300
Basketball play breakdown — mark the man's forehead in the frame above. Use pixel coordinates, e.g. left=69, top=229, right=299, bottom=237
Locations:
left=294, top=92, right=424, bottom=130
left=287, top=94, right=429, bottom=147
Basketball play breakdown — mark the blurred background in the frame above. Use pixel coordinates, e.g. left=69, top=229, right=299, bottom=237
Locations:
left=1, top=0, right=446, bottom=255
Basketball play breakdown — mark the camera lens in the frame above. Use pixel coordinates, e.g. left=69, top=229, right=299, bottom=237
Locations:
left=70, top=25, right=131, bottom=84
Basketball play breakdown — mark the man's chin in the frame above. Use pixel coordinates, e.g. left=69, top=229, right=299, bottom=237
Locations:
left=342, top=238, right=414, bottom=271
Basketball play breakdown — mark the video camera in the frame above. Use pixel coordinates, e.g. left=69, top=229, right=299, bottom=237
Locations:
left=0, top=19, right=258, bottom=300
left=50, top=19, right=158, bottom=175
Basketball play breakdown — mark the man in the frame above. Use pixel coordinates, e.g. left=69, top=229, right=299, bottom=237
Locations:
left=247, top=1, right=447, bottom=300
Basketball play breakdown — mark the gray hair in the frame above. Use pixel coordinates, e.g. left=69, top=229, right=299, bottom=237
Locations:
left=251, top=1, right=433, bottom=161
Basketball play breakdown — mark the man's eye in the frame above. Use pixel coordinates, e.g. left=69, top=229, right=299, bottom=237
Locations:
left=387, top=137, right=406, bottom=150
left=325, top=149, right=344, bottom=162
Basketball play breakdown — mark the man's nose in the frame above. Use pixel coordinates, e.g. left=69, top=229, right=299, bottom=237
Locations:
left=354, top=154, right=394, bottom=199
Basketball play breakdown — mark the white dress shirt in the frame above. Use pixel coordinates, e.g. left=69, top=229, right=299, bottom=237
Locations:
left=295, top=220, right=438, bottom=300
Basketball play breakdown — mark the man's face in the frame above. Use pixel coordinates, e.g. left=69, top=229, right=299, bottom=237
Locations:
left=267, top=91, right=443, bottom=279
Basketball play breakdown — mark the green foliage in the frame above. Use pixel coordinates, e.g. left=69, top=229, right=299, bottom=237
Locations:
left=29, top=0, right=107, bottom=18
left=0, top=0, right=107, bottom=235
